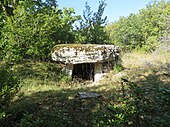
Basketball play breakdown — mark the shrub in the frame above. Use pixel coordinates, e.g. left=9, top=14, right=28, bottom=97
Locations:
left=0, top=64, right=20, bottom=120
left=113, top=63, right=123, bottom=73
left=18, top=112, right=43, bottom=127
left=94, top=78, right=170, bottom=126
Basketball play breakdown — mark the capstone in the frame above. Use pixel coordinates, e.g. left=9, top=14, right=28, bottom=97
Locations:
left=51, top=44, right=120, bottom=82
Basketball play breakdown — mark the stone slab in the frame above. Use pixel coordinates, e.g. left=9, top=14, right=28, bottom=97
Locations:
left=52, top=44, right=120, bottom=64
left=77, top=92, right=101, bottom=99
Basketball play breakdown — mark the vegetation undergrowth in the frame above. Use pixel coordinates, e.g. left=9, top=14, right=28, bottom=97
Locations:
left=0, top=51, right=169, bottom=127
left=0, top=63, right=20, bottom=124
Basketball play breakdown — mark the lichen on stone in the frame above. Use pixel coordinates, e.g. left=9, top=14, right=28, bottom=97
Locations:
left=52, top=44, right=120, bottom=64
left=52, top=44, right=96, bottom=52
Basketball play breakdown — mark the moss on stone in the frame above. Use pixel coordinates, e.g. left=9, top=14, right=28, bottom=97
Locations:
left=52, top=44, right=108, bottom=53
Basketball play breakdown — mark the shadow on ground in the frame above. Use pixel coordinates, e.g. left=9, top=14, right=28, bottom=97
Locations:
left=2, top=88, right=109, bottom=127
left=1, top=63, right=170, bottom=127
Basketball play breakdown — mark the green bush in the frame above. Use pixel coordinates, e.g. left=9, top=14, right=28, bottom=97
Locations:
left=113, top=63, right=123, bottom=73
left=0, top=64, right=20, bottom=120
left=94, top=78, right=170, bottom=127
left=0, top=1, right=79, bottom=62
left=18, top=112, right=43, bottom=127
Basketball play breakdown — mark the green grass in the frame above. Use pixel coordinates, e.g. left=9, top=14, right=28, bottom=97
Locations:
left=1, top=51, right=170, bottom=127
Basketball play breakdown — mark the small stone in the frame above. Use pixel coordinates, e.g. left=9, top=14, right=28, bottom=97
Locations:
left=77, top=92, right=101, bottom=99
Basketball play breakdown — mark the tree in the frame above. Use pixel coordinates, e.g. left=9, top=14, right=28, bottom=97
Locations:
left=106, top=0, right=170, bottom=51
left=77, top=0, right=109, bottom=44
left=0, top=0, right=16, bottom=17
left=0, top=0, right=80, bottom=62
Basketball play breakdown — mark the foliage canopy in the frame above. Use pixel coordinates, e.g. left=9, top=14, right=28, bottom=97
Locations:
left=0, top=0, right=109, bottom=62
left=106, top=1, right=170, bottom=51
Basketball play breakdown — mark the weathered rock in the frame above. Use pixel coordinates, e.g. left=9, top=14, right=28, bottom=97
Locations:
left=52, top=44, right=120, bottom=64
left=77, top=92, right=101, bottom=99
left=51, top=44, right=120, bottom=82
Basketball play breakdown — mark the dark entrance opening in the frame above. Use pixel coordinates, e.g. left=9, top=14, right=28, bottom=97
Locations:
left=72, top=63, right=94, bottom=81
